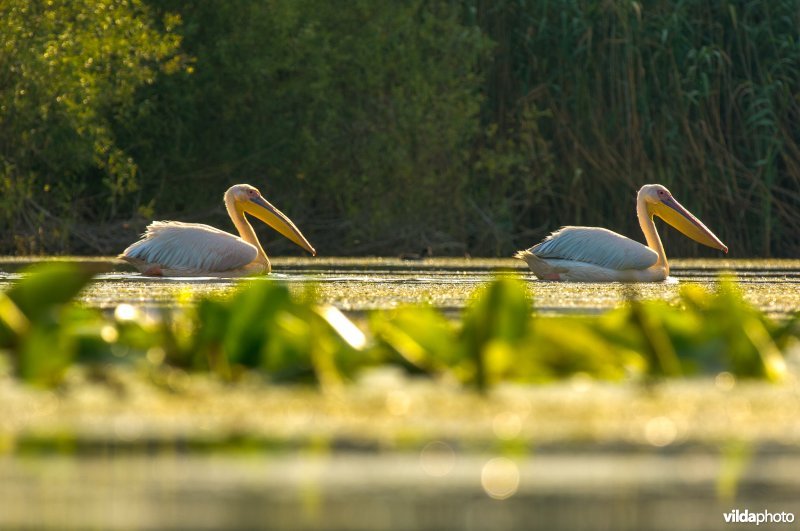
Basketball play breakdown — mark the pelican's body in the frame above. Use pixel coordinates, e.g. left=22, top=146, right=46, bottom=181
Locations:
left=121, top=184, right=315, bottom=276
left=515, top=184, right=727, bottom=282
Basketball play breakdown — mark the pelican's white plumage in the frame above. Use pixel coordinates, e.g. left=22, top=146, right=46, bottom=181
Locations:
left=530, top=226, right=658, bottom=271
left=515, top=184, right=727, bottom=282
left=123, top=221, right=259, bottom=274
left=121, top=184, right=315, bottom=277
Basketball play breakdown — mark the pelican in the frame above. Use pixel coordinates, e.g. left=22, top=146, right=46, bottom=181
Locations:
left=515, top=184, right=727, bottom=282
left=121, top=184, right=316, bottom=276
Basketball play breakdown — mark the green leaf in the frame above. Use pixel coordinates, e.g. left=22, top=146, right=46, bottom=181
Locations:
left=7, top=263, right=97, bottom=321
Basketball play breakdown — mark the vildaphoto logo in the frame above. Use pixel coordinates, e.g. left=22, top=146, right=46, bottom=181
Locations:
left=723, top=509, right=795, bottom=525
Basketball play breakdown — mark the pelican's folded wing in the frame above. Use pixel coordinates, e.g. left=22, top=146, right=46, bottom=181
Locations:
left=122, top=221, right=258, bottom=272
left=529, top=226, right=658, bottom=271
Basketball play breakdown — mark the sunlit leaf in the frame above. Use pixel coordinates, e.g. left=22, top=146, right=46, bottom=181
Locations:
left=371, top=306, right=458, bottom=373
left=0, top=292, right=29, bottom=345
left=460, top=277, right=532, bottom=389
left=7, top=263, right=96, bottom=320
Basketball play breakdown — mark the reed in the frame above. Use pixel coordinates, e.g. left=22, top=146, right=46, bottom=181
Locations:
left=470, top=0, right=800, bottom=257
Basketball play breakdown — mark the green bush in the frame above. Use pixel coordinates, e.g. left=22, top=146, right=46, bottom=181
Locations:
left=122, top=0, right=489, bottom=255
left=0, top=0, right=183, bottom=252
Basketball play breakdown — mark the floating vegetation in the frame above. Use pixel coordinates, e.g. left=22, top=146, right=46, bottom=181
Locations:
left=0, top=265, right=798, bottom=390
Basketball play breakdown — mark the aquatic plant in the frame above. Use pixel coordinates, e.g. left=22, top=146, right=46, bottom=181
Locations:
left=0, top=264, right=101, bottom=385
left=0, top=266, right=797, bottom=388
left=169, top=282, right=369, bottom=388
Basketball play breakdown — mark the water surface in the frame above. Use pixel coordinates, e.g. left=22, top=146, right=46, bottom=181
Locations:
left=1, top=256, right=798, bottom=317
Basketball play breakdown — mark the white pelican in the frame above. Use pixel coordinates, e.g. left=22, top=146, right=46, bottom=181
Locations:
left=121, top=184, right=316, bottom=276
left=515, top=184, right=727, bottom=282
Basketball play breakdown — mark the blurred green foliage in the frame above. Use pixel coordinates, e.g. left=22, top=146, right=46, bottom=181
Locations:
left=1, top=267, right=797, bottom=389
left=170, top=283, right=368, bottom=387
left=2, top=1, right=799, bottom=257
left=0, top=264, right=101, bottom=384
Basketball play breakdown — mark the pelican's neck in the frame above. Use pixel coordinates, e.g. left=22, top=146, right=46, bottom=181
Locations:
left=636, top=194, right=669, bottom=276
left=225, top=193, right=271, bottom=273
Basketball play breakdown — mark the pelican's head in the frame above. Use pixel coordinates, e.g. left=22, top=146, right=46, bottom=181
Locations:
left=225, top=184, right=316, bottom=255
left=638, top=184, right=727, bottom=253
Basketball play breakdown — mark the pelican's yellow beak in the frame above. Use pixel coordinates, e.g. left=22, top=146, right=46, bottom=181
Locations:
left=652, top=195, right=728, bottom=253
left=242, top=195, right=316, bottom=255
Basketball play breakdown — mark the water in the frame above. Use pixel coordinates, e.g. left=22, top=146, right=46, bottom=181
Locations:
left=1, top=256, right=799, bottom=530
left=1, top=256, right=798, bottom=317
left=3, top=450, right=800, bottom=530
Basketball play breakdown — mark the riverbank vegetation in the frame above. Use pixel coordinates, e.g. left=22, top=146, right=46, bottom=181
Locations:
left=1, top=265, right=797, bottom=390
left=2, top=1, right=799, bottom=257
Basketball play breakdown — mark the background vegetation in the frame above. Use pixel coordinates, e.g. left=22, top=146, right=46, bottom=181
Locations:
left=2, top=0, right=798, bottom=257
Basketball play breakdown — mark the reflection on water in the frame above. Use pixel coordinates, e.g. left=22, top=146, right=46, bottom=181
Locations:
left=2, top=450, right=800, bottom=530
